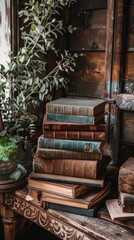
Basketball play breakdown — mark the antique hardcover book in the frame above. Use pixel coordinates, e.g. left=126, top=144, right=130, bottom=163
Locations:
left=28, top=177, right=90, bottom=198
left=43, top=115, right=107, bottom=131
left=43, top=130, right=106, bottom=141
left=38, top=135, right=104, bottom=154
left=106, top=199, right=134, bottom=220
left=33, top=154, right=101, bottom=179
left=36, top=147, right=103, bottom=160
left=29, top=171, right=105, bottom=187
left=46, top=98, right=105, bottom=116
left=118, top=157, right=134, bottom=195
left=46, top=112, right=104, bottom=124
left=40, top=182, right=111, bottom=209
left=119, top=192, right=134, bottom=206
left=98, top=207, right=134, bottom=230
left=45, top=202, right=99, bottom=217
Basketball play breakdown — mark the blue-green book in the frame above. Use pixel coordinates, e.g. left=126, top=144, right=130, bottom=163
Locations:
left=46, top=112, right=104, bottom=124
left=46, top=202, right=99, bottom=217
left=38, top=135, right=104, bottom=153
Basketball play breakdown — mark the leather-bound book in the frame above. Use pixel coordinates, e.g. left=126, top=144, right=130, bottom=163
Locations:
left=118, top=157, right=134, bottom=195
left=32, top=153, right=101, bottom=180
left=38, top=135, right=104, bottom=154
left=46, top=98, right=105, bottom=116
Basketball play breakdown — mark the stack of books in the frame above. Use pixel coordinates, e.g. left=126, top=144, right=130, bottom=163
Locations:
left=28, top=97, right=111, bottom=216
left=99, top=157, right=134, bottom=230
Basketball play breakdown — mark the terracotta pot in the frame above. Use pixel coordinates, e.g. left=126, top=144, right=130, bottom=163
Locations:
left=0, top=160, right=17, bottom=180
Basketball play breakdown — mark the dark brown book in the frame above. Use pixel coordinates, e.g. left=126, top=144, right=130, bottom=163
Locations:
left=33, top=154, right=101, bottom=179
left=46, top=98, right=105, bottom=116
left=43, top=130, right=106, bottom=141
left=28, top=178, right=90, bottom=198
left=118, top=157, right=134, bottom=195
left=119, top=192, right=134, bottom=206
left=29, top=171, right=105, bottom=187
left=36, top=147, right=102, bottom=160
left=121, top=205, right=134, bottom=213
left=41, top=181, right=111, bottom=209
left=43, top=115, right=107, bottom=131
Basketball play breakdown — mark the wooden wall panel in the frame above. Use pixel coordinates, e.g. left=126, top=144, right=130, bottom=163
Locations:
left=67, top=52, right=105, bottom=98
left=69, top=10, right=106, bottom=51
left=125, top=53, right=134, bottom=81
left=121, top=111, right=134, bottom=143
left=67, top=1, right=107, bottom=99
left=72, top=0, right=107, bottom=11
left=118, top=143, right=134, bottom=166
left=126, top=5, right=134, bottom=50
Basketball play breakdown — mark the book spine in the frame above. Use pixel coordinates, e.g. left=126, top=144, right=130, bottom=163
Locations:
left=30, top=171, right=104, bottom=187
left=38, top=136, right=103, bottom=153
left=46, top=103, right=94, bottom=116
left=46, top=203, right=96, bottom=217
left=37, top=148, right=102, bottom=160
left=122, top=205, right=134, bottom=213
left=43, top=122, right=107, bottom=132
left=33, top=156, right=100, bottom=179
left=47, top=113, right=97, bottom=124
left=43, top=116, right=107, bottom=132
left=43, top=130, right=106, bottom=141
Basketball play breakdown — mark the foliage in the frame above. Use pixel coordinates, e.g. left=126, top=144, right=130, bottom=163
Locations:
left=0, top=0, right=78, bottom=148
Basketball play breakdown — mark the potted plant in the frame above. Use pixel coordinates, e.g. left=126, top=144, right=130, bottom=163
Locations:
left=0, top=0, right=78, bottom=180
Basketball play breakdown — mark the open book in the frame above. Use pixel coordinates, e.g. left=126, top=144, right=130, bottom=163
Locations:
left=106, top=199, right=134, bottom=220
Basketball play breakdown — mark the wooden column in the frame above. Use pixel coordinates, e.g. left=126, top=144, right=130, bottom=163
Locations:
left=0, top=194, right=16, bottom=240
left=105, top=0, right=126, bottom=165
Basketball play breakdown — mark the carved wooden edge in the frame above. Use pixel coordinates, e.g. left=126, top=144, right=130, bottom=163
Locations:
left=3, top=193, right=134, bottom=240
left=4, top=193, right=93, bottom=240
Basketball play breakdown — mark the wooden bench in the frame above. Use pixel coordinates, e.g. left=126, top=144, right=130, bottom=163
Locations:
left=0, top=186, right=134, bottom=240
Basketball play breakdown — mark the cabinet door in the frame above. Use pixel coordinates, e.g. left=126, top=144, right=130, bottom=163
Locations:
left=67, top=0, right=134, bottom=165
left=67, top=0, right=108, bottom=98
left=67, top=0, right=115, bottom=160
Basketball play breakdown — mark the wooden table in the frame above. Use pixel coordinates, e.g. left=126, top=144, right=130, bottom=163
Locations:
left=0, top=187, right=134, bottom=240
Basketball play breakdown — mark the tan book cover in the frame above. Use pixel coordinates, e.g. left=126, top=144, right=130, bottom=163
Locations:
left=28, top=177, right=90, bottom=198
left=106, top=199, right=134, bottom=220
left=40, top=181, right=111, bottom=209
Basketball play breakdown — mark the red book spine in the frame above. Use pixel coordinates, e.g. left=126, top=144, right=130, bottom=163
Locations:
left=43, top=130, right=106, bottom=141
